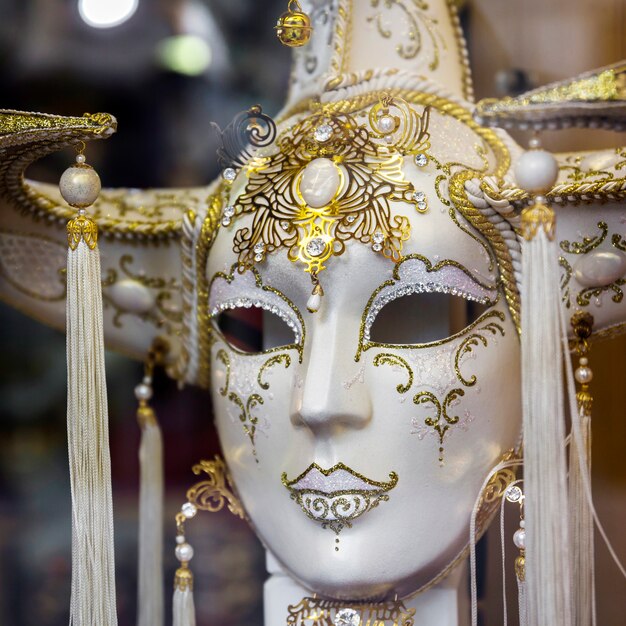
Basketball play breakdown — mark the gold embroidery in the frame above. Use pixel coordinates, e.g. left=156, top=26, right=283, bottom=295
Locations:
left=560, top=221, right=608, bottom=255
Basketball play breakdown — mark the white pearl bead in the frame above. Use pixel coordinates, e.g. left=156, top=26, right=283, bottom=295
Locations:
left=579, top=357, right=588, bottom=366
left=534, top=195, right=547, bottom=205
left=307, top=292, right=321, bottom=313
left=520, top=519, right=525, bottom=528
left=176, top=535, right=186, bottom=544
left=513, top=528, right=526, bottom=550
left=514, top=149, right=559, bottom=194
left=175, top=543, right=194, bottom=562
left=574, top=250, right=626, bottom=288
left=378, top=115, right=395, bottom=133
left=528, top=137, right=542, bottom=149
left=75, top=153, right=86, bottom=164
left=575, top=366, right=593, bottom=384
left=299, top=158, right=341, bottom=208
left=143, top=375, right=152, bottom=385
left=134, top=383, right=153, bottom=401
left=59, top=165, right=101, bottom=208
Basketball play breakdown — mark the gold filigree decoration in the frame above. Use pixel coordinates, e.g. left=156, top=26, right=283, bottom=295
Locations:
left=454, top=311, right=506, bottom=387
left=559, top=256, right=573, bottom=308
left=231, top=97, right=430, bottom=279
left=474, top=449, right=520, bottom=532
left=101, top=254, right=182, bottom=332
left=373, top=352, right=413, bottom=393
left=286, top=596, right=415, bottom=625
left=413, top=388, right=464, bottom=463
left=281, top=462, right=399, bottom=535
left=367, top=0, right=445, bottom=70
left=560, top=221, right=608, bottom=254
left=186, top=455, right=245, bottom=519
left=67, top=214, right=98, bottom=250
left=258, top=353, right=292, bottom=389
left=227, top=391, right=264, bottom=459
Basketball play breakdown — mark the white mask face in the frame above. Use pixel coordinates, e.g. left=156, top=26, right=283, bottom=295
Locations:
left=205, top=180, right=521, bottom=599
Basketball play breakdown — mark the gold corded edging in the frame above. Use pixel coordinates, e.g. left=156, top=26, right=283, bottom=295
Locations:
left=67, top=214, right=98, bottom=250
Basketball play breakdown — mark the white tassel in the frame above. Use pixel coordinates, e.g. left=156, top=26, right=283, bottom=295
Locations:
left=137, top=409, right=164, bottom=626
left=173, top=564, right=196, bottom=626
left=569, top=408, right=594, bottom=626
left=520, top=206, right=572, bottom=626
left=517, top=577, right=528, bottom=626
left=66, top=225, right=118, bottom=626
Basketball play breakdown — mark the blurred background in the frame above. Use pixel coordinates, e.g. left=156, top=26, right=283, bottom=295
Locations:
left=0, top=0, right=625, bottom=624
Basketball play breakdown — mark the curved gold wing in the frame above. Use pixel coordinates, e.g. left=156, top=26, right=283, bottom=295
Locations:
left=0, top=109, right=208, bottom=365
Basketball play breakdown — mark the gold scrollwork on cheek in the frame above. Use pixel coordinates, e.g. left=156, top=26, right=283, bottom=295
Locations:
left=413, top=388, right=464, bottom=464
left=215, top=349, right=230, bottom=396
left=367, top=0, right=445, bottom=70
left=186, top=456, right=245, bottom=519
left=560, top=221, right=608, bottom=255
left=258, top=353, right=292, bottom=389
left=373, top=352, right=413, bottom=393
left=454, top=312, right=506, bottom=387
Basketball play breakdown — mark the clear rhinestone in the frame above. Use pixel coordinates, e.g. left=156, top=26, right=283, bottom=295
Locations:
left=181, top=502, right=197, bottom=519
left=412, top=191, right=425, bottom=202
left=314, top=123, right=333, bottom=143
left=254, top=242, right=266, bottom=254
left=417, top=201, right=427, bottom=210
left=334, top=608, right=361, bottom=626
left=280, top=220, right=290, bottom=229
left=346, top=215, right=356, bottom=223
left=306, top=237, right=326, bottom=257
left=221, top=217, right=231, bottom=227
left=414, top=153, right=428, bottom=167
left=223, top=167, right=237, bottom=181
left=254, top=253, right=264, bottom=263
left=372, top=231, right=384, bottom=244
left=372, top=243, right=382, bottom=252
left=505, top=485, right=523, bottom=503
left=223, top=205, right=235, bottom=217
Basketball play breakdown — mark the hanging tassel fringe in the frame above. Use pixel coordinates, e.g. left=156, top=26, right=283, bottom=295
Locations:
left=173, top=563, right=196, bottom=626
left=568, top=311, right=595, bottom=626
left=137, top=402, right=164, bottom=626
left=66, top=214, right=118, bottom=625
left=520, top=202, right=572, bottom=626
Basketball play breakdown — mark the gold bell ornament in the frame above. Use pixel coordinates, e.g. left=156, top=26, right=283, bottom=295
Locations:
left=275, top=0, right=313, bottom=48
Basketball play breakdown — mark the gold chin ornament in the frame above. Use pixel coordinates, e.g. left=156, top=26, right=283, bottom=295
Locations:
left=275, top=0, right=313, bottom=48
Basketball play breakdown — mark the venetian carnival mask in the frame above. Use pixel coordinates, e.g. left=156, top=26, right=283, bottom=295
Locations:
left=190, top=96, right=523, bottom=597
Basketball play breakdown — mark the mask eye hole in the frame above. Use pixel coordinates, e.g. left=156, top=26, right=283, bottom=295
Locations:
left=214, top=306, right=299, bottom=354
left=369, top=292, right=491, bottom=346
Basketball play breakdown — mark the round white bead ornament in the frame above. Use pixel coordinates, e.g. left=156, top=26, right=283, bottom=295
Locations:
left=175, top=542, right=194, bottom=562
left=59, top=154, right=101, bottom=208
left=134, top=382, right=153, bottom=401
left=514, top=149, right=559, bottom=194
left=513, top=528, right=526, bottom=550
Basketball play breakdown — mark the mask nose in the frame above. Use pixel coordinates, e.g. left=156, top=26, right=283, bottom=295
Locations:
left=290, top=314, right=371, bottom=437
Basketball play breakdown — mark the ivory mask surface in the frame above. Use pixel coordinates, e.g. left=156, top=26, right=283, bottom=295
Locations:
left=205, top=106, right=521, bottom=599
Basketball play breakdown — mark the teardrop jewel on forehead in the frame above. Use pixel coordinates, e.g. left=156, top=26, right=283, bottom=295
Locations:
left=219, top=95, right=433, bottom=311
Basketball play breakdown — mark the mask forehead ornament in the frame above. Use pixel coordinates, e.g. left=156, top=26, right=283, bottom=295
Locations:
left=218, top=96, right=432, bottom=312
